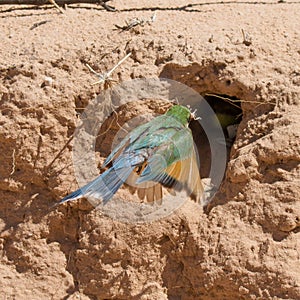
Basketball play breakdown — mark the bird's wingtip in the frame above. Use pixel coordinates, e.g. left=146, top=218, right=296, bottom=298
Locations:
left=58, top=188, right=83, bottom=205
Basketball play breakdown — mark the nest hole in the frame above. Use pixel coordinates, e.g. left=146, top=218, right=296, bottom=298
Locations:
left=190, top=93, right=242, bottom=179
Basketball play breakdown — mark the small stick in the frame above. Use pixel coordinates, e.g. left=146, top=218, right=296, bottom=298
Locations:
left=96, top=111, right=118, bottom=139
left=205, top=93, right=275, bottom=108
left=86, top=52, right=131, bottom=87
left=99, top=0, right=115, bottom=11
left=10, top=149, right=16, bottom=176
left=30, top=20, right=51, bottom=30
left=241, top=29, right=252, bottom=46
left=114, top=12, right=156, bottom=31
left=0, top=0, right=115, bottom=11
left=96, top=108, right=128, bottom=141
left=47, top=134, right=74, bottom=170
left=48, top=0, right=64, bottom=13
left=205, top=93, right=242, bottom=109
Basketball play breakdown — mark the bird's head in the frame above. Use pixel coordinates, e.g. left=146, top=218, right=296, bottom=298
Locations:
left=165, top=105, right=191, bottom=126
left=166, top=104, right=200, bottom=126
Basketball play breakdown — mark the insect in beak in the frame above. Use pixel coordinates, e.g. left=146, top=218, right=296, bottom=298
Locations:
left=186, top=105, right=201, bottom=122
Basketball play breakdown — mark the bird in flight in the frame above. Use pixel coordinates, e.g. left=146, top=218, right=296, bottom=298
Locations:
left=59, top=105, right=203, bottom=206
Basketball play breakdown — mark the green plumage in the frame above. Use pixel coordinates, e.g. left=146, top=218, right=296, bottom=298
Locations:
left=60, top=105, right=203, bottom=205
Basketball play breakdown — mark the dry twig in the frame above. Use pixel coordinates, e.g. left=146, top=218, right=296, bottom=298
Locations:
left=205, top=93, right=275, bottom=108
left=86, top=52, right=131, bottom=88
left=0, top=0, right=116, bottom=11
left=10, top=149, right=16, bottom=176
left=114, top=13, right=156, bottom=31
left=47, top=134, right=74, bottom=171
left=241, top=29, right=252, bottom=46
left=30, top=20, right=51, bottom=30
left=48, top=0, right=64, bottom=13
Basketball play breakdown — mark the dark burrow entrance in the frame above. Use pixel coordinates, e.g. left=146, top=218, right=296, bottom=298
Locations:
left=189, top=93, right=242, bottom=180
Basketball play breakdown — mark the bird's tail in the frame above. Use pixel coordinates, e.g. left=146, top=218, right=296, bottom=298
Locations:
left=59, top=165, right=133, bottom=205
left=59, top=188, right=84, bottom=204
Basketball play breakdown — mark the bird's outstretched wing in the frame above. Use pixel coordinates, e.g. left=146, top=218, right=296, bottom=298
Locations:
left=135, top=126, right=203, bottom=203
left=59, top=114, right=203, bottom=205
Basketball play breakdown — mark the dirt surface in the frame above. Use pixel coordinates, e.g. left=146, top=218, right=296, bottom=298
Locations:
left=0, top=0, right=300, bottom=299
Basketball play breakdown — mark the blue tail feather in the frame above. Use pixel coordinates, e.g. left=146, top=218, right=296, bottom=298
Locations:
left=59, top=164, right=133, bottom=205
left=60, top=188, right=83, bottom=204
